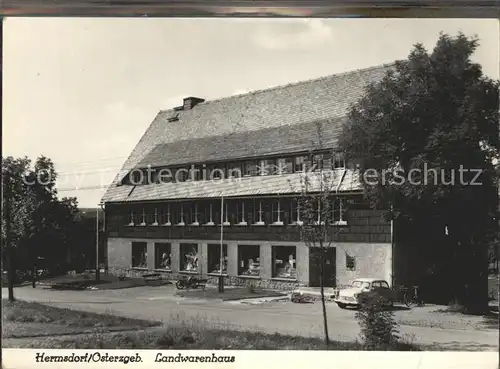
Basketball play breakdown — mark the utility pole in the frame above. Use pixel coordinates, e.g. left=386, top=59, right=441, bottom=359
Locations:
left=219, top=196, right=224, bottom=293
left=3, top=169, right=15, bottom=301
left=95, top=206, right=100, bottom=282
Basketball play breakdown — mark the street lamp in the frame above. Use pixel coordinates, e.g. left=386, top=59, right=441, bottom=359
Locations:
left=96, top=202, right=105, bottom=282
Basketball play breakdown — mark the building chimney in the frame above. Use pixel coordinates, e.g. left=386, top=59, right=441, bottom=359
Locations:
left=183, top=97, right=205, bottom=110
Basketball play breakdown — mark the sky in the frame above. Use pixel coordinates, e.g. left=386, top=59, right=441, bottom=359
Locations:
left=3, top=18, right=499, bottom=208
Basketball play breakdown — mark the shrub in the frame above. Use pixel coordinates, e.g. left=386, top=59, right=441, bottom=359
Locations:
left=355, top=295, right=400, bottom=350
left=247, top=282, right=256, bottom=294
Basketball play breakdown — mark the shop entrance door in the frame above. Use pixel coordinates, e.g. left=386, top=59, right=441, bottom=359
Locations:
left=309, top=247, right=336, bottom=287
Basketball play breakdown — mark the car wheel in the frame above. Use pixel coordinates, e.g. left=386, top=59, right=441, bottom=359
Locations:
left=337, top=302, right=347, bottom=309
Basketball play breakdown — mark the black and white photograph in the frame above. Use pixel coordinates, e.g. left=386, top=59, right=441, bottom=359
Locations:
left=2, top=17, right=499, bottom=365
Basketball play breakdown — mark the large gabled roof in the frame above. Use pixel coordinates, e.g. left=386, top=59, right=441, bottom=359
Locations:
left=102, top=62, right=395, bottom=203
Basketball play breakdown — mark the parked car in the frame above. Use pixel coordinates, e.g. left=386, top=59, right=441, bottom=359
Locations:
left=334, top=278, right=395, bottom=309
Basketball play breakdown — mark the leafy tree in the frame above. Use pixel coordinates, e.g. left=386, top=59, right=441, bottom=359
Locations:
left=2, top=156, right=81, bottom=299
left=339, top=33, right=499, bottom=314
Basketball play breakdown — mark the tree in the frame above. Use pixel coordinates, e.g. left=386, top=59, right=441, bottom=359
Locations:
left=339, top=33, right=499, bottom=314
left=2, top=155, right=81, bottom=296
left=289, top=122, right=350, bottom=347
left=2, top=157, right=37, bottom=301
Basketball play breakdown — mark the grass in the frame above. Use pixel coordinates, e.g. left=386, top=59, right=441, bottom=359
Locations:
left=3, top=311, right=420, bottom=350
left=175, top=287, right=286, bottom=301
left=2, top=300, right=161, bottom=338
left=40, top=274, right=171, bottom=290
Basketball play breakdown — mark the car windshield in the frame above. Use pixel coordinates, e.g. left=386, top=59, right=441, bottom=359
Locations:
left=351, top=281, right=370, bottom=289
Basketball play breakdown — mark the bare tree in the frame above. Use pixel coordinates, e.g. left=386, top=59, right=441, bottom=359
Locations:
left=289, top=122, right=349, bottom=347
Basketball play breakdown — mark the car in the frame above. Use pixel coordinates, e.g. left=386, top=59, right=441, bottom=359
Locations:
left=333, top=278, right=395, bottom=309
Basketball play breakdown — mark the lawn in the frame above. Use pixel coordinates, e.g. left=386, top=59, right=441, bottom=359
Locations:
left=3, top=312, right=419, bottom=351
left=39, top=274, right=171, bottom=290
left=175, top=287, right=287, bottom=301
left=2, top=300, right=161, bottom=339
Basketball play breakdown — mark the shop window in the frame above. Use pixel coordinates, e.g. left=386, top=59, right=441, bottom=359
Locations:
left=208, top=244, right=228, bottom=274
left=154, top=243, right=171, bottom=270
left=272, top=246, right=297, bottom=279
left=180, top=243, right=199, bottom=272
left=132, top=242, right=147, bottom=268
left=346, top=253, right=356, bottom=271
left=238, top=245, right=260, bottom=276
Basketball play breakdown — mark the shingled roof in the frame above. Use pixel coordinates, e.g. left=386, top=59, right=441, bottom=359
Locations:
left=102, top=62, right=395, bottom=203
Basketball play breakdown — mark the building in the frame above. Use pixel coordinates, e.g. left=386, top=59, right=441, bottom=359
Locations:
left=101, top=63, right=397, bottom=290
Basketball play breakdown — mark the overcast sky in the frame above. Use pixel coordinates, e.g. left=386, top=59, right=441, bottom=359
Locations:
left=3, top=18, right=498, bottom=207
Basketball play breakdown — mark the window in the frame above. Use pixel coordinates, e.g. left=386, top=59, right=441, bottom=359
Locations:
left=313, top=154, right=324, bottom=171
left=235, top=202, right=247, bottom=225
left=271, top=200, right=284, bottom=225
left=330, top=198, right=347, bottom=225
left=208, top=244, right=228, bottom=274
left=162, top=204, right=172, bottom=226
left=132, top=242, right=147, bottom=268
left=272, top=246, right=297, bottom=279
left=139, top=209, right=147, bottom=226
left=152, top=208, right=159, bottom=226
left=243, top=161, right=259, bottom=176
left=346, top=253, right=356, bottom=271
left=175, top=203, right=186, bottom=226
left=334, top=152, right=346, bottom=169
left=252, top=201, right=265, bottom=225
left=259, top=159, right=276, bottom=175
left=189, top=203, right=200, bottom=226
left=180, top=243, right=199, bottom=272
left=227, top=163, right=242, bottom=178
left=204, top=201, right=216, bottom=226
left=128, top=209, right=136, bottom=226
left=238, top=245, right=260, bottom=276
left=276, top=158, right=293, bottom=174
left=190, top=165, right=202, bottom=181
left=294, top=156, right=306, bottom=172
left=208, top=165, right=225, bottom=180
left=290, top=200, right=303, bottom=226
left=222, top=202, right=230, bottom=225
left=154, top=243, right=171, bottom=270
left=176, top=168, right=189, bottom=182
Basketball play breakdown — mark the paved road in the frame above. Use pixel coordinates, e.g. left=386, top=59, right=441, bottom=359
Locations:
left=3, top=286, right=498, bottom=351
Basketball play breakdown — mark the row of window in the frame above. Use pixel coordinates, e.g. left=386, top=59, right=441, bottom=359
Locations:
left=131, top=242, right=357, bottom=276
left=126, top=198, right=347, bottom=227
left=131, top=242, right=297, bottom=278
left=127, top=152, right=347, bottom=185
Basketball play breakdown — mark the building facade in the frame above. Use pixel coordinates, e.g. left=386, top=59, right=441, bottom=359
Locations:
left=102, top=63, right=396, bottom=289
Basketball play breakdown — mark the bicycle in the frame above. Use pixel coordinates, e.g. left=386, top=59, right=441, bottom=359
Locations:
left=401, top=285, right=423, bottom=308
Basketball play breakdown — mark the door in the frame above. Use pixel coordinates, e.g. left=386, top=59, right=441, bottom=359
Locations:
left=309, top=247, right=336, bottom=287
